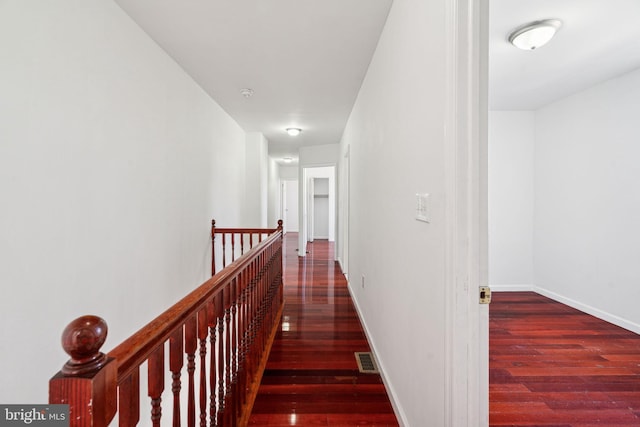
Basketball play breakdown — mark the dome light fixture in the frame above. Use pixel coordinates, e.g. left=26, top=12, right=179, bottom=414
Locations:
left=508, top=19, right=562, bottom=51
left=240, top=88, right=254, bottom=98
left=286, top=127, right=302, bottom=136
left=283, top=157, right=293, bottom=163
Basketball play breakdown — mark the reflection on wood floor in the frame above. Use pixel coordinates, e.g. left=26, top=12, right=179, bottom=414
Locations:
left=248, top=233, right=399, bottom=426
left=490, top=291, right=640, bottom=426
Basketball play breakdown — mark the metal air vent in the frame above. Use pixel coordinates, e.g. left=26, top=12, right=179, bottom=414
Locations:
left=355, top=352, right=379, bottom=374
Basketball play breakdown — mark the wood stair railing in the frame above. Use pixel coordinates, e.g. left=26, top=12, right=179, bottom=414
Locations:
left=211, top=220, right=283, bottom=275
left=50, top=220, right=284, bottom=427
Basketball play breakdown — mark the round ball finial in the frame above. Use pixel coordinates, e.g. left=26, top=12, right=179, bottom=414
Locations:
left=61, top=315, right=109, bottom=375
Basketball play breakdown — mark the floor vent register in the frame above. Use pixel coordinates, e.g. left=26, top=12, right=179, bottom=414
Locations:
left=355, top=352, right=379, bottom=374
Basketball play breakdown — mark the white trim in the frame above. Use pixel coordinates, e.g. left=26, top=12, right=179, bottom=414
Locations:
left=346, top=280, right=408, bottom=427
left=491, top=284, right=534, bottom=292
left=443, top=0, right=488, bottom=425
left=493, top=286, right=640, bottom=334
left=534, top=287, right=640, bottom=335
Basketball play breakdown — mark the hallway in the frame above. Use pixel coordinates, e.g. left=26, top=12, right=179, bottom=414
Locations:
left=248, top=233, right=399, bottom=426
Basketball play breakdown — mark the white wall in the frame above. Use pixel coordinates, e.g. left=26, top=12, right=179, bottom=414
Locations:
left=0, top=0, right=247, bottom=404
left=488, top=111, right=534, bottom=290
left=279, top=165, right=298, bottom=180
left=244, top=132, right=268, bottom=227
left=299, top=144, right=340, bottom=166
left=340, top=0, right=455, bottom=424
left=267, top=157, right=281, bottom=227
left=534, top=67, right=640, bottom=332
left=336, top=146, right=350, bottom=276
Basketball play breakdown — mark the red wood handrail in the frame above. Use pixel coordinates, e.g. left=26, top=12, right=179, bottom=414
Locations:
left=212, top=219, right=283, bottom=275
left=50, top=221, right=284, bottom=427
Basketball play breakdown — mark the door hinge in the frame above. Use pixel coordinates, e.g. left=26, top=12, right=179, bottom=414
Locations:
left=479, top=286, right=491, bottom=304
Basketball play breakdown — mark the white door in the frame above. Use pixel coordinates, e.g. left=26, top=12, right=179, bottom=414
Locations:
left=307, top=177, right=314, bottom=243
left=283, top=180, right=299, bottom=233
left=340, top=148, right=350, bottom=276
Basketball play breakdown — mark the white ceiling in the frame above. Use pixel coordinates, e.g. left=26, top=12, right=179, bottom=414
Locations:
left=113, top=0, right=640, bottom=161
left=490, top=0, right=640, bottom=110
left=114, top=0, right=393, bottom=164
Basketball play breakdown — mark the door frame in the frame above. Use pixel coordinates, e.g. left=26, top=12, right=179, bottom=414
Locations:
left=443, top=0, right=489, bottom=424
left=298, top=164, right=336, bottom=257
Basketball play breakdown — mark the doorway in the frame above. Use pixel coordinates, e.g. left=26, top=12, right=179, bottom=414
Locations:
left=298, top=165, right=336, bottom=257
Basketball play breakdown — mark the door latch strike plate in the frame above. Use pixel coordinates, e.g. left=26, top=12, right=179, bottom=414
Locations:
left=479, top=286, right=491, bottom=304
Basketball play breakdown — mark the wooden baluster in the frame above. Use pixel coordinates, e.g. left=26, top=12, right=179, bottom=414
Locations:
left=50, top=316, right=117, bottom=427
left=215, top=292, right=226, bottom=426
left=119, top=370, right=140, bottom=427
left=249, top=233, right=253, bottom=251
left=197, top=309, right=208, bottom=427
left=170, top=328, right=184, bottom=427
left=211, top=219, right=216, bottom=275
left=224, top=285, right=233, bottom=427
left=240, top=233, right=244, bottom=256
left=185, top=316, right=197, bottom=427
left=277, top=237, right=284, bottom=305
left=263, top=253, right=271, bottom=366
left=237, top=269, right=248, bottom=412
left=231, top=233, right=236, bottom=262
left=265, top=249, right=272, bottom=344
left=221, top=233, right=227, bottom=268
left=248, top=260, right=258, bottom=383
left=207, top=299, right=218, bottom=427
left=244, top=266, right=253, bottom=389
left=230, top=278, right=239, bottom=423
left=255, top=254, right=263, bottom=358
left=148, top=346, right=164, bottom=427
left=272, top=244, right=279, bottom=320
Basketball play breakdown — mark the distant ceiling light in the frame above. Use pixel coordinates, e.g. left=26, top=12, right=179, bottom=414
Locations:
left=283, top=157, right=293, bottom=163
left=508, top=19, right=562, bottom=51
left=286, top=128, right=301, bottom=136
left=240, top=88, right=254, bottom=98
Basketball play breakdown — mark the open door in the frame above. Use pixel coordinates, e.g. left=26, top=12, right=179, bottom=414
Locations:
left=307, top=176, right=314, bottom=243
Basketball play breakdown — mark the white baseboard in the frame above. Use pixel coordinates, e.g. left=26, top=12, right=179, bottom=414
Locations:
left=492, top=284, right=640, bottom=334
left=346, top=280, right=408, bottom=427
left=336, top=258, right=347, bottom=280
left=491, top=284, right=534, bottom=292
left=534, top=286, right=640, bottom=335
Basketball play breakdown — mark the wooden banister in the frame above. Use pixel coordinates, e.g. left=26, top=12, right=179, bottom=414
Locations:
left=50, top=221, right=284, bottom=427
left=212, top=219, right=283, bottom=275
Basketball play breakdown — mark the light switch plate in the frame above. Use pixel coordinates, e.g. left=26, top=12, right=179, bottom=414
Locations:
left=415, top=193, right=430, bottom=223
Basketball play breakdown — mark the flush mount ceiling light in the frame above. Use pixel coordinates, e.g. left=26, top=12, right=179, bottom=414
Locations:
left=286, top=128, right=301, bottom=136
left=283, top=157, right=293, bottom=163
left=508, top=19, right=562, bottom=50
left=240, top=88, right=254, bottom=98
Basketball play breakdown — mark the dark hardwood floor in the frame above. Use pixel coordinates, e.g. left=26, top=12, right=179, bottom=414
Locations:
left=248, top=233, right=399, bottom=426
left=490, top=291, right=640, bottom=426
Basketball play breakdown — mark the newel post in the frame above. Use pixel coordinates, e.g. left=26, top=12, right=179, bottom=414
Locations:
left=211, top=219, right=217, bottom=275
left=49, top=316, right=117, bottom=427
left=277, top=219, right=283, bottom=237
